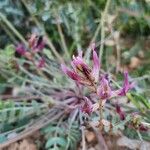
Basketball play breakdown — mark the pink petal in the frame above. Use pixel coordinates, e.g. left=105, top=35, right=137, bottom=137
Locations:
left=37, top=58, right=45, bottom=68
left=72, top=53, right=90, bottom=74
left=61, top=64, right=81, bottom=81
left=16, top=44, right=26, bottom=55
left=97, top=75, right=112, bottom=100
left=118, top=71, right=134, bottom=96
left=116, top=104, right=126, bottom=120
left=81, top=97, right=93, bottom=115
left=92, top=49, right=100, bottom=82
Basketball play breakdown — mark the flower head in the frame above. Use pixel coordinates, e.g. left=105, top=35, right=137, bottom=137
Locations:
left=118, top=71, right=134, bottom=96
left=29, top=34, right=45, bottom=52
left=97, top=75, right=112, bottom=100
left=16, top=44, right=26, bottom=55
left=81, top=97, right=93, bottom=115
left=61, top=44, right=100, bottom=88
left=115, top=104, right=126, bottom=120
left=71, top=51, right=91, bottom=76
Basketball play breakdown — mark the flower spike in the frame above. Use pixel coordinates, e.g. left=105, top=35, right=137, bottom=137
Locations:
left=118, top=71, right=134, bottom=96
left=97, top=75, right=112, bottom=100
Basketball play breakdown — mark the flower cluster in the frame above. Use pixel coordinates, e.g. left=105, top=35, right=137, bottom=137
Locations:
left=16, top=34, right=45, bottom=68
left=61, top=43, right=133, bottom=115
left=61, top=43, right=100, bottom=90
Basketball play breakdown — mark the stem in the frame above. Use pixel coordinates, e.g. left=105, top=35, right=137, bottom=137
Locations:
left=137, top=130, right=143, bottom=141
left=0, top=22, right=17, bottom=44
left=0, top=12, right=28, bottom=46
left=79, top=111, right=86, bottom=150
left=99, top=0, right=111, bottom=60
left=55, top=13, right=70, bottom=59
left=85, top=19, right=101, bottom=61
left=99, top=100, right=103, bottom=130
left=31, top=59, right=50, bottom=81
left=90, top=124, right=108, bottom=150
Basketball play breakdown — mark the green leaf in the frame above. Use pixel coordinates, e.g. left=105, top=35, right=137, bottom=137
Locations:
left=1, top=109, right=8, bottom=122
left=130, top=92, right=150, bottom=109
left=45, top=137, right=67, bottom=149
left=32, top=100, right=41, bottom=115
left=126, top=93, right=143, bottom=111
left=4, top=45, right=15, bottom=57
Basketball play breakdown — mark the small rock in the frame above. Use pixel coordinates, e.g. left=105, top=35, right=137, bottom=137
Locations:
left=85, top=130, right=96, bottom=143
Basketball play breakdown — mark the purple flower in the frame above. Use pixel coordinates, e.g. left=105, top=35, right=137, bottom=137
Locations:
left=61, top=64, right=82, bottom=82
left=81, top=97, right=93, bottom=115
left=37, top=58, right=45, bottom=68
left=139, top=124, right=148, bottom=132
left=115, top=104, right=126, bottom=120
left=34, top=39, right=45, bottom=52
left=61, top=44, right=100, bottom=86
left=91, top=43, right=100, bottom=82
left=71, top=51, right=91, bottom=75
left=118, top=71, right=134, bottom=96
left=97, top=75, right=112, bottom=100
left=16, top=44, right=26, bottom=55
left=36, top=41, right=45, bottom=51
left=29, top=34, right=45, bottom=52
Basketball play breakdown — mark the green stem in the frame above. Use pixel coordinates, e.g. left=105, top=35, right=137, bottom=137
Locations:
left=99, top=0, right=111, bottom=60
left=55, top=13, right=70, bottom=59
left=0, top=12, right=27, bottom=46
left=0, top=22, right=17, bottom=44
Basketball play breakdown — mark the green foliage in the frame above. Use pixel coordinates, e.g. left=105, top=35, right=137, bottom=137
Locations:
left=0, top=100, right=47, bottom=132
left=124, top=126, right=150, bottom=141
left=127, top=92, right=150, bottom=113
left=41, top=121, right=81, bottom=150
